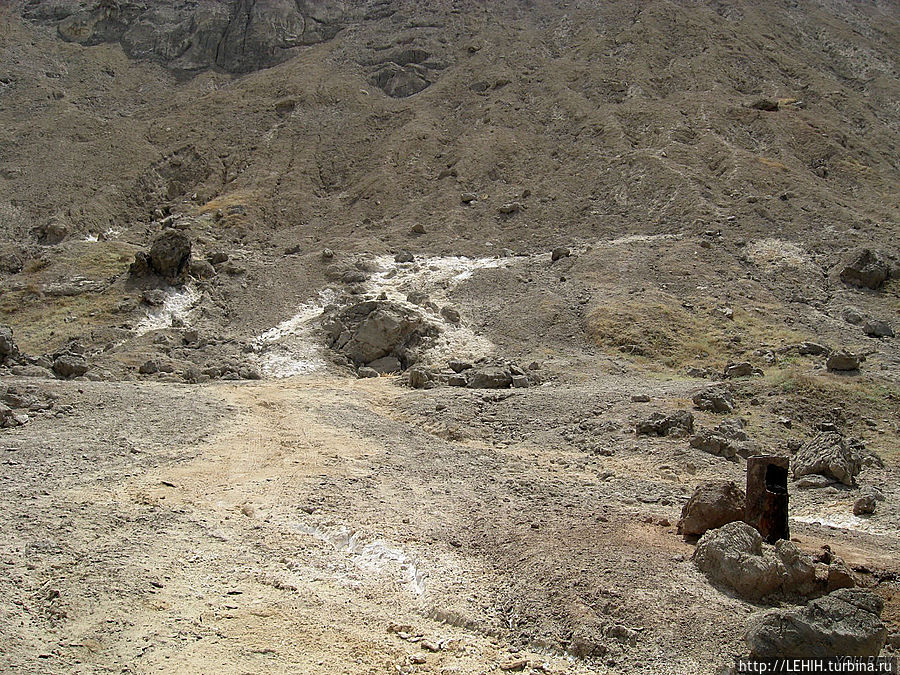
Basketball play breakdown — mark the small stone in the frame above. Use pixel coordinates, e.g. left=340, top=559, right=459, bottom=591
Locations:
left=207, top=251, right=229, bottom=265
left=440, top=306, right=461, bottom=324
left=798, top=342, right=829, bottom=356
left=692, top=386, right=735, bottom=413
left=841, top=306, right=864, bottom=325
left=408, top=368, right=430, bottom=389
left=321, top=248, right=334, bottom=260
left=511, top=375, right=530, bottom=388
left=750, top=98, right=779, bottom=111
left=357, top=367, right=379, bottom=378
left=853, top=495, right=876, bottom=516
left=636, top=410, right=694, bottom=437
left=498, top=202, right=522, bottom=214
left=631, top=394, right=651, bottom=402
left=468, top=366, right=512, bottom=389
left=411, top=223, right=426, bottom=234
left=141, top=289, right=167, bottom=306
left=460, top=192, right=477, bottom=203
left=394, top=251, right=414, bottom=263
left=448, top=359, right=473, bottom=373
left=448, top=374, right=467, bottom=387
left=499, top=659, right=528, bottom=671
left=551, top=246, right=571, bottom=261
left=139, top=360, right=159, bottom=375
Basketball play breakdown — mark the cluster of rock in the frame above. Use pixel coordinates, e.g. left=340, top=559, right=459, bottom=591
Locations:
left=680, top=478, right=888, bottom=657
left=322, top=299, right=437, bottom=374
left=0, top=383, right=61, bottom=429
left=405, top=359, right=537, bottom=390
left=1, top=325, right=94, bottom=381
left=842, top=306, right=895, bottom=339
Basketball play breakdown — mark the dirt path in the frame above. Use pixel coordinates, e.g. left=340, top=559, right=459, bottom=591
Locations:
left=1, top=375, right=897, bottom=674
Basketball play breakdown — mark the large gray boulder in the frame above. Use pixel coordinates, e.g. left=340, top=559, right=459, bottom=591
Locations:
left=839, top=248, right=891, bottom=290
left=826, top=350, right=861, bottom=372
left=635, top=410, right=694, bottom=437
left=745, top=589, right=887, bottom=657
left=792, top=433, right=860, bottom=486
left=52, top=354, right=89, bottom=379
left=693, top=522, right=817, bottom=601
left=677, top=481, right=745, bottom=537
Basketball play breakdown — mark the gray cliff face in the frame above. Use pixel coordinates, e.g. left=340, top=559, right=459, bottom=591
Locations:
left=24, top=0, right=349, bottom=73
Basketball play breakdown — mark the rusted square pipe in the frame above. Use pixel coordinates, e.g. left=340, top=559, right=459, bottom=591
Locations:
left=745, top=455, right=790, bottom=543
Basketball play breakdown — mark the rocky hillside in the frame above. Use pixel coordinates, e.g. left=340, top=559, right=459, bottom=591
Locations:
left=0, top=1, right=898, bottom=672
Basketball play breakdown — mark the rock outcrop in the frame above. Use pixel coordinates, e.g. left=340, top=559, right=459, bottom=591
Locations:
left=130, top=229, right=192, bottom=283
left=0, top=324, right=20, bottom=365
left=745, top=589, right=887, bottom=657
left=792, top=433, right=861, bottom=486
left=28, top=0, right=347, bottom=74
left=323, top=300, right=436, bottom=370
left=677, top=481, right=745, bottom=537
left=693, top=522, right=819, bottom=601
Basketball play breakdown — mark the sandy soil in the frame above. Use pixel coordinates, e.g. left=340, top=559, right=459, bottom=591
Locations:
left=1, top=373, right=897, bottom=674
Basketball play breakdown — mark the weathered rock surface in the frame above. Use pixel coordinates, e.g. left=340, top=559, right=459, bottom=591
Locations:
left=322, top=300, right=436, bottom=368
left=0, top=324, right=20, bottom=364
left=745, top=589, right=887, bottom=657
left=693, top=522, right=818, bottom=601
left=30, top=0, right=347, bottom=74
left=636, top=410, right=694, bottom=437
left=792, top=433, right=860, bottom=486
left=692, top=386, right=734, bottom=413
left=839, top=248, right=891, bottom=290
left=131, top=229, right=192, bottom=282
left=52, top=354, right=89, bottom=379
left=826, top=350, right=861, bottom=372
left=853, top=495, right=876, bottom=516
left=863, top=318, right=894, bottom=338
left=468, top=366, right=513, bottom=389
left=723, top=361, right=753, bottom=378
left=677, top=481, right=745, bottom=537
left=690, top=418, right=755, bottom=460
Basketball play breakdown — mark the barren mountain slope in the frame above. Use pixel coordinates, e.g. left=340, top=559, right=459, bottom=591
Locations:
left=0, top=1, right=898, bottom=674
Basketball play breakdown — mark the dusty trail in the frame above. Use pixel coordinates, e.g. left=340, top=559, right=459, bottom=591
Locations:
left=1, top=375, right=897, bottom=674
